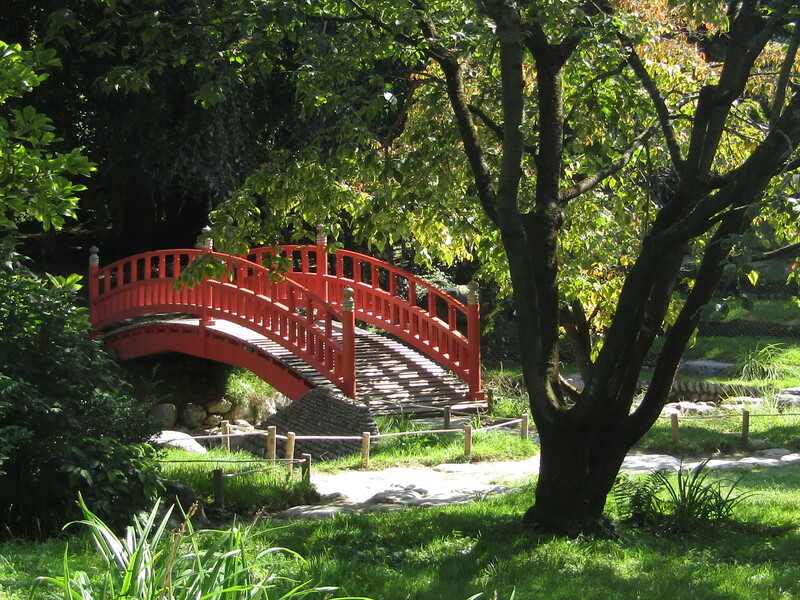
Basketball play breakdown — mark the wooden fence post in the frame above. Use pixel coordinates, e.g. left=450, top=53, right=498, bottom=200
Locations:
left=742, top=410, right=750, bottom=445
left=286, top=432, right=296, bottom=472
left=464, top=424, right=473, bottom=457
left=444, top=407, right=451, bottom=429
left=301, top=453, right=312, bottom=484
left=266, top=426, right=276, bottom=460
left=670, top=413, right=680, bottom=443
left=362, top=432, right=371, bottom=469
left=213, top=469, right=224, bottom=509
left=221, top=420, right=231, bottom=451
left=521, top=413, right=529, bottom=440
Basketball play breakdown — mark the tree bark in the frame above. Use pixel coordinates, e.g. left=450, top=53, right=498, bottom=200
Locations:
left=522, top=418, right=629, bottom=535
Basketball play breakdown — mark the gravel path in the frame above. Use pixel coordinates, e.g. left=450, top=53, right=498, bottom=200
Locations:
left=274, top=448, right=800, bottom=519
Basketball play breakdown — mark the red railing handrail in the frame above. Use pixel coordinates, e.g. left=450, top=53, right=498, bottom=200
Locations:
left=245, top=245, right=483, bottom=400
left=88, top=248, right=356, bottom=397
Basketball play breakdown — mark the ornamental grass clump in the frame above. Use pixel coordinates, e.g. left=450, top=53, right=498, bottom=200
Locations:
left=34, top=495, right=370, bottom=600
left=613, top=459, right=754, bottom=534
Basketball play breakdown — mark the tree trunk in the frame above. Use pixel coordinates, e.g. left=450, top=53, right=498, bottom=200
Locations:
left=522, top=419, right=630, bottom=536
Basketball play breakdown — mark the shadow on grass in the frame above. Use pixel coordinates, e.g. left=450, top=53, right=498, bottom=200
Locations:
left=258, top=474, right=800, bottom=600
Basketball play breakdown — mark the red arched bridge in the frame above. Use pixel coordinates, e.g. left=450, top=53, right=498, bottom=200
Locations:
left=88, top=239, right=485, bottom=415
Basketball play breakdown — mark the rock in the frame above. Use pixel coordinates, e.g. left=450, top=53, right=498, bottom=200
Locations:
left=780, top=453, right=800, bottom=464
left=181, top=403, right=207, bottom=428
left=622, top=454, right=682, bottom=473
left=780, top=387, right=800, bottom=396
left=679, top=360, right=732, bottom=376
left=207, top=400, right=233, bottom=414
left=274, top=504, right=357, bottom=519
left=753, top=448, right=793, bottom=459
left=149, top=403, right=178, bottom=429
left=775, top=393, right=800, bottom=409
left=151, top=430, right=207, bottom=454
left=204, top=414, right=223, bottom=426
left=364, top=486, right=425, bottom=505
left=702, top=459, right=743, bottom=469
left=157, top=479, right=211, bottom=529
left=736, top=456, right=783, bottom=467
left=233, top=419, right=252, bottom=428
left=675, top=401, right=716, bottom=415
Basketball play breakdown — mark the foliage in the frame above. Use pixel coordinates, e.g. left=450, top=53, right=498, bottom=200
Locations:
left=0, top=264, right=159, bottom=539
left=613, top=459, right=754, bottom=533
left=35, top=495, right=369, bottom=600
left=157, top=447, right=317, bottom=515
left=729, top=344, right=800, bottom=382
left=223, top=367, right=282, bottom=407
left=0, top=40, right=94, bottom=247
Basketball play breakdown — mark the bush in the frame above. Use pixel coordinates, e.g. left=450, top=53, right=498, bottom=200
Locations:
left=0, top=263, right=160, bottom=539
left=613, top=459, right=753, bottom=534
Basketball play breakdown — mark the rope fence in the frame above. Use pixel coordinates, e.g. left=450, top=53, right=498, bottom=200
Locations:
left=159, top=409, right=532, bottom=506
left=159, top=407, right=799, bottom=508
left=658, top=410, right=800, bottom=444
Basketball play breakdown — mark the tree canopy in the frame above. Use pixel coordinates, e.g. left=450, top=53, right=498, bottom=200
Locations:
left=4, top=0, right=800, bottom=534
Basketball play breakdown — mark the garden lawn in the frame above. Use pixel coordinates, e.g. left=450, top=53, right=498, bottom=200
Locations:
left=2, top=466, right=799, bottom=600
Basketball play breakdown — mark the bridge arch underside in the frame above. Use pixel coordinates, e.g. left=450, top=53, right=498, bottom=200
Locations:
left=101, top=321, right=316, bottom=401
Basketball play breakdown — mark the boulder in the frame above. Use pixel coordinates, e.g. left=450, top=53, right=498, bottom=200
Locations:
left=206, top=400, right=233, bottom=414
left=678, top=360, right=732, bottom=376
left=151, top=430, right=207, bottom=454
left=204, top=414, right=223, bottom=426
left=181, top=403, right=207, bottom=428
left=157, top=479, right=211, bottom=529
left=149, top=403, right=178, bottom=429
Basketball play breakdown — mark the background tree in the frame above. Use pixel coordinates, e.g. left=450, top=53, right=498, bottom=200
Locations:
left=202, top=0, right=800, bottom=533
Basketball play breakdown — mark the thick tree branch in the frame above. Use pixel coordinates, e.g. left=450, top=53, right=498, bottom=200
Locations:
left=623, top=210, right=749, bottom=443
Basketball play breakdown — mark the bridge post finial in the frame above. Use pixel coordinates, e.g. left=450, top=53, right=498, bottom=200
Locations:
left=89, top=246, right=100, bottom=267
left=315, top=224, right=327, bottom=246
left=466, top=281, right=479, bottom=305
left=342, top=286, right=355, bottom=312
left=202, top=226, right=213, bottom=251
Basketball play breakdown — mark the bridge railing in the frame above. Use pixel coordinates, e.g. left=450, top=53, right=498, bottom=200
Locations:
left=88, top=247, right=356, bottom=397
left=245, top=245, right=483, bottom=401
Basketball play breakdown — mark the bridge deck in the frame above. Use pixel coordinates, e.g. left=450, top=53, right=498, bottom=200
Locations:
left=106, top=317, right=484, bottom=416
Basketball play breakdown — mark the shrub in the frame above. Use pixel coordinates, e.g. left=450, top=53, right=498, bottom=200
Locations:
left=0, top=264, right=160, bottom=539
left=613, top=459, right=753, bottom=533
left=35, top=495, right=368, bottom=600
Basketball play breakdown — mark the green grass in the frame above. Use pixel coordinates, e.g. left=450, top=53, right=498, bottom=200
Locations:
left=635, top=412, right=800, bottom=456
left=4, top=467, right=800, bottom=600
left=706, top=299, right=800, bottom=324
left=257, top=467, right=800, bottom=600
left=157, top=447, right=317, bottom=516
left=314, top=415, right=539, bottom=472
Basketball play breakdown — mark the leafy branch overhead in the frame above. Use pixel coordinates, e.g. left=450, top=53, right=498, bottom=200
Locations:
left=0, top=41, right=95, bottom=240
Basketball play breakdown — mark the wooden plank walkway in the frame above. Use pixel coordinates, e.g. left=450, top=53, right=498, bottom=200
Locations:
left=107, top=317, right=484, bottom=416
